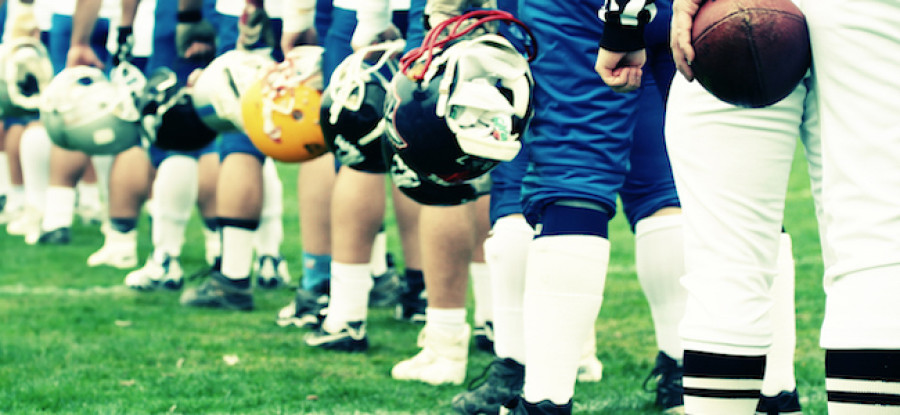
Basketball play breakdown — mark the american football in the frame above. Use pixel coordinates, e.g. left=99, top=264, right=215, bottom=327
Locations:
left=690, top=0, right=811, bottom=108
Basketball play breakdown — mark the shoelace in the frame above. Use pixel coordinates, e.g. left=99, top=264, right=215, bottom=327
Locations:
left=399, top=9, right=537, bottom=81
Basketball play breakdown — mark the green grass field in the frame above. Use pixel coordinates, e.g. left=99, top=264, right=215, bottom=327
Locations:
left=0, top=146, right=827, bottom=414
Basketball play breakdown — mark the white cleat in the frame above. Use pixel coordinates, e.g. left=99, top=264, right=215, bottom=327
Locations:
left=6, top=206, right=38, bottom=236
left=577, top=354, right=604, bottom=383
left=392, top=325, right=470, bottom=386
left=87, top=230, right=138, bottom=269
left=255, top=255, right=292, bottom=289
left=124, top=254, right=184, bottom=291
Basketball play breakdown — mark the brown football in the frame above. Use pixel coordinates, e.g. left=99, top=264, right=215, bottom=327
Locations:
left=690, top=0, right=811, bottom=108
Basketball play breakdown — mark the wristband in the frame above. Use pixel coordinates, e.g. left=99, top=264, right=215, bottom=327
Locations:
left=177, top=10, right=202, bottom=23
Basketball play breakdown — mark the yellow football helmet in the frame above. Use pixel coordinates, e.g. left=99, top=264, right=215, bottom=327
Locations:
left=240, top=46, right=326, bottom=163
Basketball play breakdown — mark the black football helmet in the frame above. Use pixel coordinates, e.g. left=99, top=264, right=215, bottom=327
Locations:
left=321, top=40, right=405, bottom=173
left=137, top=67, right=217, bottom=151
left=384, top=32, right=534, bottom=184
left=382, top=135, right=490, bottom=206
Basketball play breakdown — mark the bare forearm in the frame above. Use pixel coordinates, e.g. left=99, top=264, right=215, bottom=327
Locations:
left=121, top=0, right=141, bottom=26
left=73, top=0, right=102, bottom=46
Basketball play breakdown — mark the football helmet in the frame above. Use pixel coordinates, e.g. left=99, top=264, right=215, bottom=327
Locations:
left=382, top=137, right=491, bottom=206
left=137, top=67, right=217, bottom=151
left=320, top=40, right=405, bottom=173
left=191, top=49, right=274, bottom=133
left=241, top=45, right=327, bottom=163
left=40, top=65, right=142, bottom=155
left=0, top=37, right=53, bottom=118
left=386, top=30, right=534, bottom=184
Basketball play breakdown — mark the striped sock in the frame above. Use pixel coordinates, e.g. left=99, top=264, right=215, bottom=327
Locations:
left=826, top=349, right=900, bottom=414
left=683, top=351, right=764, bottom=414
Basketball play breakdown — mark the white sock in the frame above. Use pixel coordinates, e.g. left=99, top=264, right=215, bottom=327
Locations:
left=324, top=262, right=373, bottom=332
left=19, top=125, right=51, bottom=210
left=41, top=186, right=76, bottom=231
left=370, top=229, right=388, bottom=276
left=90, top=154, right=114, bottom=209
left=761, top=233, right=798, bottom=396
left=485, top=215, right=533, bottom=363
left=425, top=307, right=468, bottom=338
left=0, top=152, right=9, bottom=194
left=76, top=182, right=101, bottom=211
left=635, top=214, right=687, bottom=361
left=522, top=235, right=609, bottom=405
left=221, top=225, right=256, bottom=280
left=7, top=185, right=24, bottom=212
left=151, top=156, right=198, bottom=259
left=470, top=261, right=492, bottom=327
left=253, top=158, right=284, bottom=257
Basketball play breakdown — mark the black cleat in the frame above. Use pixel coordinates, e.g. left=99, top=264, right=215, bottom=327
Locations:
left=304, top=320, right=368, bottom=352
left=179, top=271, right=253, bottom=311
left=369, top=269, right=402, bottom=307
left=37, top=227, right=70, bottom=245
left=643, top=351, right=685, bottom=414
left=473, top=321, right=495, bottom=354
left=395, top=283, right=427, bottom=324
left=452, top=357, right=525, bottom=415
left=276, top=285, right=329, bottom=329
left=756, top=389, right=802, bottom=415
left=499, top=397, right=572, bottom=415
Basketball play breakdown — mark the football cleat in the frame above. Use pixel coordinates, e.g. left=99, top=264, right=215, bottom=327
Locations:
left=6, top=205, right=39, bottom=237
left=87, top=229, right=138, bottom=269
left=395, top=281, right=427, bottom=324
left=391, top=325, right=470, bottom=385
left=304, top=320, right=368, bottom=352
left=473, top=321, right=495, bottom=354
left=499, top=397, right=573, bottom=415
left=124, top=254, right=184, bottom=291
left=255, top=254, right=292, bottom=289
left=179, top=271, right=253, bottom=311
left=643, top=352, right=685, bottom=414
left=36, top=227, right=70, bottom=245
left=756, top=389, right=802, bottom=415
left=276, top=286, right=329, bottom=329
left=451, top=357, right=525, bottom=415
left=576, top=354, right=604, bottom=383
left=369, top=269, right=401, bottom=308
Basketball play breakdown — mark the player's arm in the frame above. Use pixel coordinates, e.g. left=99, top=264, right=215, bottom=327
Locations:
left=281, top=0, right=317, bottom=51
left=670, top=0, right=702, bottom=81
left=68, top=0, right=104, bottom=68
left=594, top=0, right=656, bottom=93
left=113, top=0, right=142, bottom=66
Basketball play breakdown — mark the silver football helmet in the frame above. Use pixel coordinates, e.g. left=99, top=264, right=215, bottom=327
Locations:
left=0, top=37, right=54, bottom=118
left=40, top=65, right=143, bottom=155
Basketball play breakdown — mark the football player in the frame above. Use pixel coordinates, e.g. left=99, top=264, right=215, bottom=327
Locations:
left=668, top=0, right=900, bottom=413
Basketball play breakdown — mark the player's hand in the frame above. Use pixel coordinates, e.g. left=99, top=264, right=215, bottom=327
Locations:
left=175, top=12, right=217, bottom=64
left=281, top=28, right=318, bottom=54
left=595, top=48, right=645, bottom=93
left=66, top=44, right=104, bottom=69
left=9, top=5, right=39, bottom=39
left=352, top=25, right=403, bottom=62
left=671, top=0, right=702, bottom=81
left=238, top=2, right=275, bottom=50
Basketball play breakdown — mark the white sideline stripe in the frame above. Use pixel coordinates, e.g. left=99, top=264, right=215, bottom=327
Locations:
left=827, top=378, right=900, bottom=396
left=0, top=283, right=132, bottom=296
left=683, top=376, right=762, bottom=390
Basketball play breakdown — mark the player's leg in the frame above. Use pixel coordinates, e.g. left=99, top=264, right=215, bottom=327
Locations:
left=391, top=186, right=426, bottom=324
left=0, top=120, right=24, bottom=226
left=806, top=2, right=900, bottom=412
left=253, top=157, right=292, bottom=288
left=392, top=201, right=479, bottom=386
left=304, top=167, right=385, bottom=352
left=196, top=150, right=220, bottom=266
left=666, top=70, right=809, bottom=413
left=470, top=197, right=494, bottom=354
left=125, top=151, right=198, bottom=290
left=179, top=132, right=261, bottom=311
left=6, top=121, right=39, bottom=237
